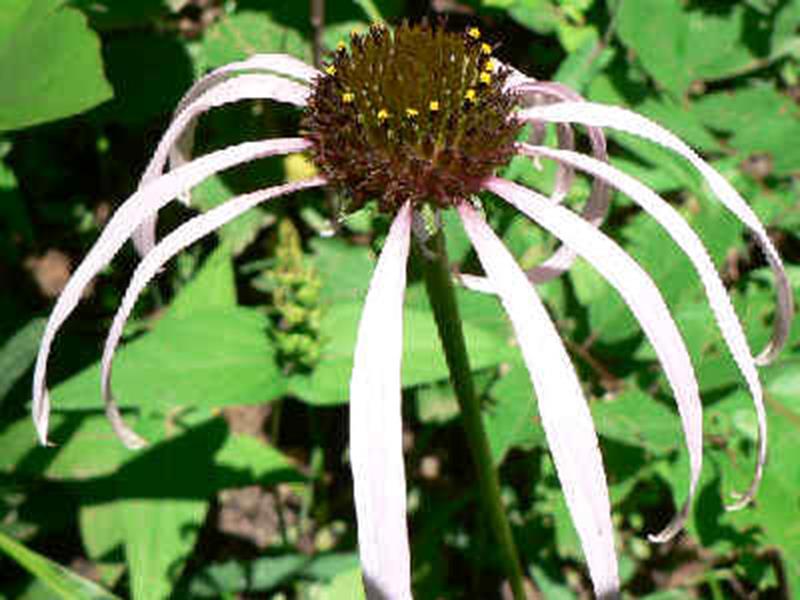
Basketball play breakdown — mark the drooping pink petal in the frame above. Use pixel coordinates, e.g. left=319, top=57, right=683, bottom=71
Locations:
left=31, top=137, right=311, bottom=446
left=349, top=202, right=413, bottom=600
left=485, top=176, right=703, bottom=542
left=520, top=144, right=768, bottom=509
left=519, top=101, right=793, bottom=365
left=100, top=176, right=326, bottom=448
left=168, top=55, right=317, bottom=174
left=132, top=73, right=312, bottom=255
left=458, top=201, right=619, bottom=598
left=505, top=81, right=611, bottom=286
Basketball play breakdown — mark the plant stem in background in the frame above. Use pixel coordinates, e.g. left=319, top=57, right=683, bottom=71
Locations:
left=419, top=229, right=529, bottom=600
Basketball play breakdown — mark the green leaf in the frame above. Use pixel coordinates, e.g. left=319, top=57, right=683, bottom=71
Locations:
left=690, top=358, right=800, bottom=592
left=318, top=566, right=366, bottom=600
left=505, top=0, right=562, bottom=35
left=0, top=318, right=44, bottom=401
left=616, top=1, right=770, bottom=97
left=185, top=552, right=360, bottom=597
left=693, top=86, right=800, bottom=177
left=0, top=530, right=121, bottom=599
left=591, top=389, right=682, bottom=455
left=311, top=237, right=375, bottom=305
left=0, top=0, right=112, bottom=131
left=484, top=363, right=544, bottom=464
left=202, top=10, right=312, bottom=68
left=288, top=300, right=516, bottom=405
left=51, top=307, right=286, bottom=413
left=169, top=247, right=237, bottom=317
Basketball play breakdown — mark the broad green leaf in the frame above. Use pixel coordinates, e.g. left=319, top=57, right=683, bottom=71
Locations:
left=118, top=413, right=212, bottom=600
left=169, top=247, right=237, bottom=317
left=588, top=72, right=720, bottom=154
left=554, top=31, right=615, bottom=92
left=310, top=237, right=375, bottom=305
left=616, top=1, right=769, bottom=97
left=0, top=0, right=112, bottom=131
left=772, top=0, right=800, bottom=59
left=0, top=530, right=121, bottom=599
left=485, top=362, right=544, bottom=464
left=687, top=358, right=800, bottom=592
left=192, top=172, right=277, bottom=257
left=615, top=0, right=691, bottom=96
left=320, top=566, right=367, bottom=599
left=505, top=0, right=562, bottom=35
left=0, top=318, right=44, bottom=401
left=202, top=11, right=311, bottom=68
left=591, top=389, right=682, bottom=455
left=185, top=552, right=359, bottom=597
left=693, top=86, right=800, bottom=176
left=288, top=301, right=516, bottom=405
left=51, top=307, right=286, bottom=413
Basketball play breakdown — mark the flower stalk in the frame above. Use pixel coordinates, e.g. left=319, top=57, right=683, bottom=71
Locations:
left=418, top=227, right=528, bottom=600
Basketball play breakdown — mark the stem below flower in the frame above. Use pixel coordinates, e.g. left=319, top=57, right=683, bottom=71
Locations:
left=418, top=228, right=528, bottom=600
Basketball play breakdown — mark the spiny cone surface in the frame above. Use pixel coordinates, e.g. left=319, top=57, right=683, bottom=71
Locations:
left=303, top=22, right=521, bottom=212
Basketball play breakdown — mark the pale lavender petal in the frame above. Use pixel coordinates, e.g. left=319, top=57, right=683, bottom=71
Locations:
left=350, top=202, right=413, bottom=600
left=133, top=73, right=311, bottom=255
left=521, top=144, right=768, bottom=509
left=101, top=176, right=326, bottom=448
left=458, top=202, right=619, bottom=598
left=168, top=56, right=317, bottom=175
left=486, top=177, right=703, bottom=542
left=31, top=137, right=311, bottom=446
left=519, top=101, right=793, bottom=365
left=551, top=123, right=576, bottom=204
left=502, top=80, right=612, bottom=287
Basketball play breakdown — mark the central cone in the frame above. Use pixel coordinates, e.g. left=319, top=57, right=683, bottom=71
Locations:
left=303, top=22, right=522, bottom=212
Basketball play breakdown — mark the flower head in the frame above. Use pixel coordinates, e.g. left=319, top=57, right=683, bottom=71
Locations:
left=31, top=22, right=793, bottom=600
left=302, top=22, right=520, bottom=211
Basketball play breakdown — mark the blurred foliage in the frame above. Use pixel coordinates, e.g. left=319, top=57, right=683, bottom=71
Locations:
left=0, top=0, right=799, bottom=598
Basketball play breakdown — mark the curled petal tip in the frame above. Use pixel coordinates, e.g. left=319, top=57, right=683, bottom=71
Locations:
left=106, top=403, right=148, bottom=450
left=725, top=488, right=757, bottom=512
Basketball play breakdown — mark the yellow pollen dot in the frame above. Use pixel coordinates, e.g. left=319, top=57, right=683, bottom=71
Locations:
left=336, top=41, right=346, bottom=51
left=405, top=108, right=419, bottom=118
left=377, top=108, right=390, bottom=121
left=484, top=59, right=495, bottom=72
left=325, top=65, right=336, bottom=75
left=481, top=42, right=492, bottom=55
left=429, top=100, right=440, bottom=112
left=479, top=72, right=492, bottom=85
left=342, top=92, right=355, bottom=103
left=464, top=88, right=477, bottom=103
left=468, top=27, right=481, bottom=40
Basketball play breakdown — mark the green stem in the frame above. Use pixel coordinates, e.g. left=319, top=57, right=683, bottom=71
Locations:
left=418, top=229, right=527, bottom=600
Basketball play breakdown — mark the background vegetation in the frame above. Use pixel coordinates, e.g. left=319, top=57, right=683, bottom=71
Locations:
left=1, top=0, right=799, bottom=598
